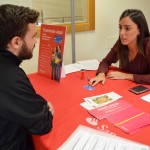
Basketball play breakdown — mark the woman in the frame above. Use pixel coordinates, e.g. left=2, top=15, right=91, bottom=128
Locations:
left=89, top=9, right=150, bottom=86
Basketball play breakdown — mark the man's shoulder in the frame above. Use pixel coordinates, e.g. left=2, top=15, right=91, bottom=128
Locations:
left=0, top=62, right=27, bottom=83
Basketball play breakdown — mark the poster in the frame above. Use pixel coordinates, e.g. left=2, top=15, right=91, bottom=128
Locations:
left=38, top=24, right=66, bottom=82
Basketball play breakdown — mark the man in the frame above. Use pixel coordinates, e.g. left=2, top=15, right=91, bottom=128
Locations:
left=55, top=45, right=62, bottom=81
left=0, top=4, right=54, bottom=150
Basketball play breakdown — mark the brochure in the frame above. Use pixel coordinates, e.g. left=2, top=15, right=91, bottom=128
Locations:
left=88, top=99, right=132, bottom=120
left=83, top=91, right=122, bottom=108
left=38, top=24, right=66, bottom=82
left=107, top=106, right=150, bottom=134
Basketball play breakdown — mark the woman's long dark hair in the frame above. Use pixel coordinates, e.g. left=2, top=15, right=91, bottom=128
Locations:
left=116, top=9, right=150, bottom=68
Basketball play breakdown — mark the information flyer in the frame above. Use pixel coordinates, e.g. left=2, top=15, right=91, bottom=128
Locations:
left=38, top=24, right=66, bottom=82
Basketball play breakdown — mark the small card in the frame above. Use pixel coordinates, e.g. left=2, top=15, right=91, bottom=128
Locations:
left=83, top=85, right=95, bottom=91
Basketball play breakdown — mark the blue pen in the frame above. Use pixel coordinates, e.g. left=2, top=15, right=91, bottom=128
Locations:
left=86, top=73, right=90, bottom=82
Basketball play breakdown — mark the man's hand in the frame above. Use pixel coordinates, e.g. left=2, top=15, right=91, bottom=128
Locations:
left=47, top=102, right=54, bottom=115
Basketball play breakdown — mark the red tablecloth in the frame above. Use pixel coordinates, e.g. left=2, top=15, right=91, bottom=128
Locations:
left=28, top=70, right=150, bottom=150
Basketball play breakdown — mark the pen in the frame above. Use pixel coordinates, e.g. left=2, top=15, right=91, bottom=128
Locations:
left=86, top=73, right=90, bottom=82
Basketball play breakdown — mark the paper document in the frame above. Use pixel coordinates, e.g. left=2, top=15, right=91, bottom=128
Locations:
left=64, top=63, right=85, bottom=74
left=83, top=91, right=122, bottom=108
left=141, top=94, right=150, bottom=103
left=58, top=125, right=150, bottom=150
left=78, top=59, right=99, bottom=70
left=64, top=59, right=99, bottom=74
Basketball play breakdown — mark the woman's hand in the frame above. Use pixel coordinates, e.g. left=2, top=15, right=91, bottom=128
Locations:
left=88, top=72, right=105, bottom=86
left=107, top=71, right=133, bottom=80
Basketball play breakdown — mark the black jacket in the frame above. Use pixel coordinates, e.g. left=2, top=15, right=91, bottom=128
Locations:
left=0, top=49, right=53, bottom=150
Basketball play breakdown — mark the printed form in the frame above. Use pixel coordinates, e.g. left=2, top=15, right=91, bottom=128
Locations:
left=58, top=125, right=150, bottom=150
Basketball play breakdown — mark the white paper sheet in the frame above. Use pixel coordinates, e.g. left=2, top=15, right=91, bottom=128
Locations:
left=64, top=63, right=85, bottom=74
left=64, top=59, right=99, bottom=74
left=141, top=94, right=150, bottom=103
left=78, top=59, right=99, bottom=70
left=58, top=125, right=150, bottom=150
left=83, top=91, right=122, bottom=109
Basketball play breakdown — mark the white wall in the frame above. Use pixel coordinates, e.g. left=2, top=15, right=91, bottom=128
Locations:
left=1, top=0, right=150, bottom=74
left=0, top=0, right=32, bottom=7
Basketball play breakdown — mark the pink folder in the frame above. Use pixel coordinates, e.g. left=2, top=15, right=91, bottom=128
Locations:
left=88, top=99, right=132, bottom=120
left=107, top=106, right=150, bottom=134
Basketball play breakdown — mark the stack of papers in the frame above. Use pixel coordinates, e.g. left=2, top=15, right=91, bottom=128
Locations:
left=81, top=91, right=150, bottom=135
left=64, top=63, right=84, bottom=74
left=80, top=91, right=122, bottom=110
left=78, top=59, right=100, bottom=70
left=58, top=125, right=150, bottom=150
left=64, top=59, right=99, bottom=74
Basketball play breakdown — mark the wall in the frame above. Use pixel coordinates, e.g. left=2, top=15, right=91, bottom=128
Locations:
left=32, top=0, right=85, bottom=23
left=0, top=0, right=32, bottom=7
left=1, top=0, right=150, bottom=74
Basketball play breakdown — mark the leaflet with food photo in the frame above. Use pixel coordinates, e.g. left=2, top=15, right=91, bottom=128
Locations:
left=83, top=92, right=122, bottom=108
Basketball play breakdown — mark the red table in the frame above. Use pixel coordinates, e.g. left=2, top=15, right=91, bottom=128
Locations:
left=29, top=70, right=150, bottom=150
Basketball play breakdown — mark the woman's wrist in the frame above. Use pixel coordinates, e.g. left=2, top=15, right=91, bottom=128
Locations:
left=97, top=72, right=105, bottom=77
left=126, top=73, right=134, bottom=81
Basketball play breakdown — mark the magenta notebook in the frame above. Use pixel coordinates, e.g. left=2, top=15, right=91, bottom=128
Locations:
left=88, top=99, right=132, bottom=120
left=107, top=106, right=150, bottom=134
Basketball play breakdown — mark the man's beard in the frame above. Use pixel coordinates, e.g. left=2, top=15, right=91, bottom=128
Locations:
left=18, top=40, right=35, bottom=60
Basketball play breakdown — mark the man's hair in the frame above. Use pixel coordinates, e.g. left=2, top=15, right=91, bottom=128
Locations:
left=0, top=4, right=39, bottom=49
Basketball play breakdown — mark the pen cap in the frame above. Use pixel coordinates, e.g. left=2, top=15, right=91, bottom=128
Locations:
left=80, top=69, right=85, bottom=80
